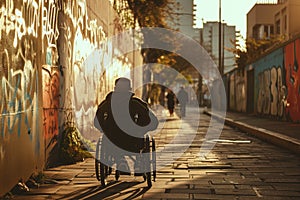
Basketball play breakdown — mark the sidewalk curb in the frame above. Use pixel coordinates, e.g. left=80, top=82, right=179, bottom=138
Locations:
left=204, top=110, right=300, bottom=155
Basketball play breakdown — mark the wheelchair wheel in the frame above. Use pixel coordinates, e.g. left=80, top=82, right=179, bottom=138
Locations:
left=95, top=137, right=111, bottom=187
left=152, top=138, right=156, bottom=182
left=145, top=136, right=152, bottom=188
left=100, top=162, right=107, bottom=186
left=115, top=170, right=120, bottom=181
left=95, top=138, right=101, bottom=181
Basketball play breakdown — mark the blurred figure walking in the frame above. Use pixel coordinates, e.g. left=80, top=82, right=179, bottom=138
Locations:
left=177, top=86, right=189, bottom=117
left=166, top=89, right=176, bottom=116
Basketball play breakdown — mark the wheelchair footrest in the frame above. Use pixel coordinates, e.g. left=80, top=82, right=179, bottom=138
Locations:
left=134, top=172, right=144, bottom=176
left=118, top=171, right=131, bottom=175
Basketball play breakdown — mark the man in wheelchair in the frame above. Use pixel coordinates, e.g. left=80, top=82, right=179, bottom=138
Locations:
left=94, top=77, right=158, bottom=175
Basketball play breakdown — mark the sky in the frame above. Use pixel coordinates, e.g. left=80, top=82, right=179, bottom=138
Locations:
left=195, top=0, right=258, bottom=40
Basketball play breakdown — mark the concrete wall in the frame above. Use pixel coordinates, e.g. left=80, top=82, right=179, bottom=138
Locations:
left=284, top=38, right=300, bottom=121
left=0, top=0, right=143, bottom=195
left=0, top=0, right=46, bottom=195
left=225, top=37, right=300, bottom=122
left=253, top=48, right=284, bottom=117
left=228, top=70, right=247, bottom=112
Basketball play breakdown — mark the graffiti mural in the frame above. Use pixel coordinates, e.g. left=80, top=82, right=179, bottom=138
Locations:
left=42, top=69, right=59, bottom=136
left=227, top=37, right=300, bottom=122
left=62, top=0, right=134, bottom=142
left=62, top=0, right=110, bottom=141
left=0, top=0, right=44, bottom=195
left=0, top=0, right=142, bottom=196
left=0, top=37, right=39, bottom=140
left=284, top=39, right=300, bottom=122
left=257, top=69, right=271, bottom=115
left=254, top=48, right=285, bottom=119
left=256, top=66, right=286, bottom=117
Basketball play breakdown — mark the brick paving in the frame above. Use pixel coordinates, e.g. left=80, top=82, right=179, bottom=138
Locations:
left=9, top=106, right=300, bottom=200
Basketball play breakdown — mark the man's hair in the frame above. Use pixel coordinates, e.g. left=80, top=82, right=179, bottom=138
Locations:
left=114, top=77, right=132, bottom=92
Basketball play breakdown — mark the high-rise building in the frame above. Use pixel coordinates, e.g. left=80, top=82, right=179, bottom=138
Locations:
left=171, top=0, right=200, bottom=42
left=168, top=0, right=238, bottom=74
left=202, top=21, right=237, bottom=74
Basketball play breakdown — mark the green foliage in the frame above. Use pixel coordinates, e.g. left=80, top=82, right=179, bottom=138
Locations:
left=113, top=0, right=177, bottom=29
left=229, top=34, right=285, bottom=69
left=59, top=126, right=93, bottom=164
left=113, top=0, right=196, bottom=84
left=113, top=0, right=181, bottom=67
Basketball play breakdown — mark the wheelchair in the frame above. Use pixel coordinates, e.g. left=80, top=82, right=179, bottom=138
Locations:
left=95, top=134, right=156, bottom=188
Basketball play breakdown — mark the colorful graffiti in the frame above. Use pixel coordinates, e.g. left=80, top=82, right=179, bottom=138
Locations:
left=58, top=0, right=110, bottom=141
left=0, top=36, right=38, bottom=138
left=252, top=48, right=284, bottom=118
left=0, top=0, right=59, bottom=48
left=71, top=34, right=132, bottom=141
left=0, top=0, right=61, bottom=195
left=257, top=69, right=271, bottom=115
left=0, top=0, right=43, bottom=194
left=284, top=39, right=300, bottom=122
left=257, top=66, right=286, bottom=118
left=227, top=37, right=300, bottom=122
left=0, top=0, right=61, bottom=148
left=0, top=0, right=142, bottom=196
left=42, top=64, right=59, bottom=140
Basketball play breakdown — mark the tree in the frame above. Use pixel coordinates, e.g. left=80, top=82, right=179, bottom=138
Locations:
left=112, top=0, right=184, bottom=66
left=229, top=34, right=285, bottom=69
left=113, top=0, right=197, bottom=89
left=112, top=0, right=177, bottom=28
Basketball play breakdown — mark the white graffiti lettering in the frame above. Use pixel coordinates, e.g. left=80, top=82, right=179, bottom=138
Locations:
left=42, top=0, right=59, bottom=47
left=0, top=0, right=40, bottom=47
left=257, top=66, right=286, bottom=118
left=62, top=0, right=87, bottom=31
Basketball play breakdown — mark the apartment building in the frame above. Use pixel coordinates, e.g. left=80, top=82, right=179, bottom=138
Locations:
left=171, top=0, right=200, bottom=42
left=247, top=0, right=300, bottom=40
left=202, top=21, right=237, bottom=74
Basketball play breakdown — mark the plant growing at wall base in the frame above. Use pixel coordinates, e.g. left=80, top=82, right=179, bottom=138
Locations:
left=59, top=126, right=93, bottom=164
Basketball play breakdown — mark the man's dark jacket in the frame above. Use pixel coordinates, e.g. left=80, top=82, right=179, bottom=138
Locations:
left=94, top=91, right=158, bottom=153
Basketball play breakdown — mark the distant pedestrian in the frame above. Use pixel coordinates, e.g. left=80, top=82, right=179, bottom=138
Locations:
left=166, top=89, right=176, bottom=116
left=203, top=91, right=211, bottom=108
left=177, top=86, right=189, bottom=117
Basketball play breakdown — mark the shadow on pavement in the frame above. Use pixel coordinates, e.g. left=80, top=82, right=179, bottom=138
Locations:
left=58, top=180, right=150, bottom=200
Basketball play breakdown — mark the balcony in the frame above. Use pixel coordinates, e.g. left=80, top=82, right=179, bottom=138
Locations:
left=256, top=0, right=286, bottom=4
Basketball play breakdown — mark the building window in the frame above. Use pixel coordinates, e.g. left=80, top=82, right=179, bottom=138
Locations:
left=270, top=26, right=274, bottom=35
left=253, top=25, right=260, bottom=39
left=276, top=20, right=280, bottom=34
left=284, top=15, right=287, bottom=31
left=264, top=25, right=269, bottom=38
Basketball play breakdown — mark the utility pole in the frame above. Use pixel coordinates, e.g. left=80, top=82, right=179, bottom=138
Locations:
left=218, top=0, right=223, bottom=75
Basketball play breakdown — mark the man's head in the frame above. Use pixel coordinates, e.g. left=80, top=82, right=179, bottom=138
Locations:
left=114, top=77, right=132, bottom=92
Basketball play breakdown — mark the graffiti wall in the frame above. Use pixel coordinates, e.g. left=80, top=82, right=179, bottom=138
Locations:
left=0, top=0, right=143, bottom=196
left=226, top=37, right=300, bottom=122
left=284, top=39, right=300, bottom=122
left=0, top=0, right=44, bottom=195
left=228, top=70, right=247, bottom=112
left=66, top=0, right=141, bottom=143
left=254, top=48, right=285, bottom=118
